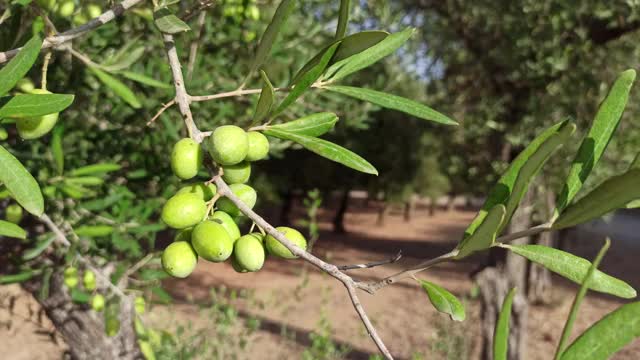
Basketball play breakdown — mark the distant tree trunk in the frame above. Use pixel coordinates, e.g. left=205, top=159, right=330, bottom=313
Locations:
left=333, top=189, right=350, bottom=233
left=428, top=197, right=436, bottom=216
left=403, top=195, right=416, bottom=222
left=279, top=189, right=294, bottom=226
left=377, top=202, right=390, bottom=225
left=446, top=193, right=456, bottom=211
left=528, top=189, right=556, bottom=304
left=478, top=191, right=532, bottom=360
left=24, top=272, right=140, bottom=360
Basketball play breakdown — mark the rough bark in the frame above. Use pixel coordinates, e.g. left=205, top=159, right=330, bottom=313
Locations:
left=24, top=272, right=140, bottom=360
left=333, top=189, right=350, bottom=233
left=428, top=197, right=436, bottom=217
left=377, top=202, right=391, bottom=225
left=403, top=195, right=416, bottom=222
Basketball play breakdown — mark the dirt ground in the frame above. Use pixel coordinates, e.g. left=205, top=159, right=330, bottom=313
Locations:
left=1, top=204, right=639, bottom=359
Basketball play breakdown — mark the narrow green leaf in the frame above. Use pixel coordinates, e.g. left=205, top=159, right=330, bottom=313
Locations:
left=560, top=301, right=640, bottom=360
left=325, top=85, right=457, bottom=125
left=290, top=31, right=388, bottom=85
left=70, top=288, right=91, bottom=303
left=627, top=200, right=640, bottom=209
left=22, top=235, right=55, bottom=261
left=322, top=27, right=414, bottom=81
left=88, top=67, right=141, bottom=109
left=0, top=271, right=35, bottom=284
left=0, top=219, right=27, bottom=239
left=65, top=177, right=104, bottom=186
left=555, top=69, right=636, bottom=215
left=335, top=0, right=351, bottom=39
left=151, top=286, right=173, bottom=304
left=275, top=42, right=340, bottom=115
left=69, top=163, right=121, bottom=176
left=263, top=128, right=377, bottom=175
left=494, top=287, right=517, bottom=360
left=0, top=144, right=43, bottom=216
left=268, top=112, right=338, bottom=137
left=154, top=7, right=191, bottom=34
left=555, top=239, right=610, bottom=359
left=252, top=70, right=275, bottom=123
left=51, top=125, right=64, bottom=175
left=464, top=120, right=575, bottom=238
left=119, top=71, right=171, bottom=89
left=0, top=36, right=42, bottom=96
left=420, top=280, right=466, bottom=321
left=248, top=0, right=296, bottom=76
left=101, top=47, right=145, bottom=72
left=0, top=93, right=74, bottom=118
left=553, top=169, right=640, bottom=229
left=455, top=204, right=506, bottom=258
left=75, top=225, right=114, bottom=237
left=503, top=244, right=636, bottom=299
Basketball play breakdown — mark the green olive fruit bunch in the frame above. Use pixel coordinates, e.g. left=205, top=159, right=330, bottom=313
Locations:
left=63, top=267, right=110, bottom=313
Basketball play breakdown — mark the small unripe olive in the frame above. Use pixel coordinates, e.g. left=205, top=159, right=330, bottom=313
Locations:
left=174, top=228, right=193, bottom=243
left=245, top=5, right=260, bottom=20
left=230, top=256, right=249, bottom=273
left=171, top=138, right=203, bottom=180
left=210, top=211, right=241, bottom=241
left=0, top=127, right=7, bottom=140
left=138, top=340, right=155, bottom=360
left=83, top=270, right=96, bottom=291
left=73, top=13, right=88, bottom=25
left=105, top=316, right=120, bottom=337
left=148, top=329, right=162, bottom=348
left=208, top=125, right=248, bottom=165
left=161, top=193, right=207, bottom=229
left=86, top=4, right=102, bottom=18
left=134, top=318, right=147, bottom=338
left=234, top=234, right=265, bottom=272
left=16, top=78, right=35, bottom=93
left=57, top=0, right=75, bottom=17
left=16, top=89, right=59, bottom=139
left=245, top=132, right=270, bottom=161
left=135, top=296, right=146, bottom=314
left=265, top=227, right=307, bottom=259
left=5, top=204, right=23, bottom=224
left=222, top=161, right=251, bottom=184
left=63, top=267, right=79, bottom=288
left=91, top=294, right=105, bottom=312
left=216, top=184, right=257, bottom=217
left=176, top=183, right=217, bottom=201
left=191, top=220, right=233, bottom=262
left=161, top=241, right=198, bottom=278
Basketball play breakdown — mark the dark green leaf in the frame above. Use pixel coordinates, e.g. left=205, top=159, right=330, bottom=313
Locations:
left=275, top=42, right=340, bottom=114
left=102, top=47, right=145, bottom=72
left=151, top=286, right=172, bottom=304
left=0, top=219, right=26, bottom=239
left=335, top=0, right=351, bottom=39
left=70, top=288, right=91, bottom=303
left=0, top=144, right=43, bottom=216
left=553, top=169, right=640, bottom=229
left=252, top=70, right=275, bottom=123
left=88, top=67, right=141, bottom=109
left=69, top=163, right=121, bottom=176
left=494, top=287, right=517, bottom=360
left=325, top=85, right=457, bottom=125
left=264, top=128, right=377, bottom=175
left=248, top=0, right=296, bottom=76
left=154, top=7, right=191, bottom=34
left=267, top=112, right=338, bottom=137
left=555, top=69, right=636, bottom=215
left=75, top=225, right=114, bottom=237
left=560, top=301, right=640, bottom=360
left=0, top=93, right=74, bottom=118
left=0, top=36, right=42, bottom=96
left=65, top=177, right=104, bottom=186
left=51, top=125, right=64, bottom=175
left=0, top=271, right=35, bottom=284
left=420, top=280, right=465, bottom=321
left=119, top=71, right=171, bottom=89
left=22, top=235, right=55, bottom=261
left=455, top=204, right=505, bottom=258
left=503, top=244, right=636, bottom=299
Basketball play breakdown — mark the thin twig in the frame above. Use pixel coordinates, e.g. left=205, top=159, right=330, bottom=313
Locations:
left=147, top=99, right=176, bottom=126
left=338, top=251, right=402, bottom=271
left=41, top=51, right=52, bottom=90
left=187, top=11, right=207, bottom=81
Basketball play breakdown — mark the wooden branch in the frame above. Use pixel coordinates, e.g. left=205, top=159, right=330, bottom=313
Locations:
left=338, top=251, right=402, bottom=271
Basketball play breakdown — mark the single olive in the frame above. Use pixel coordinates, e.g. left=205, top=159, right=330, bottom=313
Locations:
left=222, top=161, right=251, bottom=184
left=138, top=340, right=155, bottom=360
left=191, top=221, right=233, bottom=262
left=91, top=294, right=105, bottom=312
left=63, top=266, right=79, bottom=288
left=135, top=296, right=146, bottom=315
left=161, top=193, right=207, bottom=229
left=16, top=89, right=59, bottom=139
left=86, top=4, right=102, bottom=18
left=176, top=183, right=217, bottom=201
left=207, top=125, right=248, bottom=165
left=134, top=318, right=147, bottom=338
left=57, top=0, right=75, bottom=17
left=83, top=270, right=96, bottom=291
left=234, top=234, right=266, bottom=272
left=105, top=316, right=120, bottom=337
left=245, top=5, right=260, bottom=20
left=161, top=241, right=198, bottom=278
left=16, top=78, right=35, bottom=93
left=230, top=256, right=249, bottom=273
left=5, top=204, right=23, bottom=224
left=0, top=127, right=7, bottom=141
left=216, top=184, right=257, bottom=217
left=174, top=228, right=193, bottom=243
left=171, top=138, right=203, bottom=180
left=245, top=132, right=270, bottom=161
left=265, top=227, right=307, bottom=259
left=210, top=211, right=241, bottom=242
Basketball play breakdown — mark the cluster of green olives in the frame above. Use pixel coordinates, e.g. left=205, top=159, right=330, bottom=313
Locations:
left=161, top=126, right=308, bottom=278
left=36, top=0, right=102, bottom=24
left=63, top=266, right=106, bottom=311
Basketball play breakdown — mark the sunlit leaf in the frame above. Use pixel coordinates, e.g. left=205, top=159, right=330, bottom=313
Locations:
left=253, top=70, right=275, bottom=123
left=75, top=225, right=114, bottom=237
left=267, top=112, right=338, bottom=137
left=0, top=271, right=35, bottom=284
left=455, top=204, right=505, bottom=258
left=119, top=71, right=171, bottom=89
left=0, top=144, right=43, bottom=216
left=494, top=287, right=517, bottom=360
left=0, top=36, right=41, bottom=96
left=0, top=93, right=74, bottom=118
left=69, top=163, right=121, bottom=176
left=154, top=7, right=190, bottom=34
left=420, top=280, right=465, bottom=321
left=248, top=0, right=296, bottom=76
left=88, top=67, right=141, bottom=109
left=0, top=219, right=27, bottom=239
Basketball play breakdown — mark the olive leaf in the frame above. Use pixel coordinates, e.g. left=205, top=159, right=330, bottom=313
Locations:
left=0, top=35, right=42, bottom=96
left=154, top=7, right=190, bottom=34
left=335, top=0, right=351, bottom=39
left=554, top=69, right=636, bottom=215
left=252, top=70, right=275, bottom=123
left=88, top=67, right=141, bottom=109
left=455, top=204, right=505, bottom=258
left=494, top=287, right=517, bottom=360
left=75, top=225, right=115, bottom=237
left=502, top=244, right=636, bottom=299
left=51, top=125, right=64, bottom=175
left=22, top=235, right=55, bottom=261
left=0, top=93, right=74, bottom=118
left=69, top=163, right=121, bottom=176
left=119, top=71, right=171, bottom=89
left=0, top=220, right=27, bottom=239
left=420, top=280, right=465, bottom=321
left=0, top=271, right=36, bottom=284
left=247, top=0, right=296, bottom=77
left=267, top=112, right=338, bottom=137
left=0, top=144, right=44, bottom=216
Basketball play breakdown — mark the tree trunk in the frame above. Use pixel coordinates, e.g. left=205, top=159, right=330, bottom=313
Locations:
left=377, top=202, right=390, bottom=226
left=403, top=195, right=416, bottom=222
left=428, top=197, right=436, bottom=217
left=528, top=188, right=556, bottom=304
left=446, top=193, right=456, bottom=211
left=333, top=189, right=350, bottom=233
left=24, top=272, right=140, bottom=360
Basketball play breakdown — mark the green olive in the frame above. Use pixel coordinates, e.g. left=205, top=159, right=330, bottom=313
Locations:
left=230, top=256, right=249, bottom=273
left=245, top=5, right=260, bottom=20
left=86, top=4, right=102, bottom=18
left=134, top=318, right=147, bottom=338
left=222, top=161, right=251, bottom=184
left=207, top=125, right=248, bottom=165
left=176, top=183, right=217, bottom=201
left=57, top=0, right=75, bottom=17
left=191, top=220, right=233, bottom=262
left=135, top=296, right=146, bottom=314
left=216, top=184, right=257, bottom=217
left=245, top=132, right=270, bottom=161
left=5, top=204, right=23, bottom=224
left=174, top=228, right=193, bottom=242
left=73, top=13, right=88, bottom=25
left=171, top=138, right=203, bottom=180
left=161, top=241, right=198, bottom=278
left=265, top=227, right=307, bottom=259
left=16, top=78, right=35, bottom=93
left=36, top=0, right=56, bottom=11
left=0, top=127, right=7, bottom=140
left=234, top=234, right=265, bottom=271
left=91, top=294, right=105, bottom=312
left=63, top=266, right=79, bottom=288
left=83, top=270, right=96, bottom=291
left=210, top=211, right=241, bottom=241
left=161, top=193, right=207, bottom=229
left=16, top=90, right=59, bottom=140
left=105, top=316, right=120, bottom=337
left=138, top=340, right=156, bottom=360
